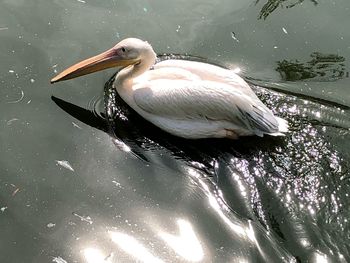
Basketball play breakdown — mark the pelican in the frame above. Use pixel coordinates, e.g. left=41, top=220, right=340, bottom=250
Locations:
left=51, top=38, right=288, bottom=139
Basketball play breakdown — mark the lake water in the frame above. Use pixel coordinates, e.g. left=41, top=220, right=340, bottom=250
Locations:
left=1, top=0, right=350, bottom=262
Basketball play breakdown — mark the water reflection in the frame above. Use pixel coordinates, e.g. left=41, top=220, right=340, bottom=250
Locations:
left=159, top=219, right=204, bottom=262
left=276, top=52, right=347, bottom=82
left=110, top=232, right=163, bottom=263
left=188, top=168, right=248, bottom=238
left=314, top=251, right=328, bottom=263
left=256, top=0, right=318, bottom=20
left=84, top=248, right=110, bottom=263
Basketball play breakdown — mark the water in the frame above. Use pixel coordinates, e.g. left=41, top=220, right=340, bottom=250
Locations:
left=1, top=0, right=350, bottom=262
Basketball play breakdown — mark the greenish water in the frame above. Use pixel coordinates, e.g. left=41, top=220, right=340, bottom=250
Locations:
left=1, top=0, right=350, bottom=262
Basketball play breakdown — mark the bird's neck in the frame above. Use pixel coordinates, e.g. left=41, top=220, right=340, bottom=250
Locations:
left=115, top=51, right=156, bottom=89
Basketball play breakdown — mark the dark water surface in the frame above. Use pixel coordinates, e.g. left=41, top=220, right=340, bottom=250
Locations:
left=1, top=0, right=350, bottom=262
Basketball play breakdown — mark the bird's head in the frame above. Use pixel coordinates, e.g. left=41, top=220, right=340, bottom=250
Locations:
left=50, top=38, right=155, bottom=83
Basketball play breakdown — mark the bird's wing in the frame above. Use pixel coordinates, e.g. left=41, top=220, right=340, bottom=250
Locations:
left=133, top=78, right=279, bottom=134
left=135, top=66, right=201, bottom=83
left=154, top=59, right=258, bottom=98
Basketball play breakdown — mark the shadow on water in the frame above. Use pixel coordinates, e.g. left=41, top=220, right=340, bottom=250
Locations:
left=52, top=55, right=350, bottom=262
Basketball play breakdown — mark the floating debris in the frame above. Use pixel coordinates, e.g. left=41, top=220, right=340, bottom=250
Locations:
left=7, top=88, right=24, bottom=104
left=55, top=160, right=75, bottom=172
left=52, top=64, right=58, bottom=73
left=8, top=69, right=14, bottom=73
left=72, top=122, right=82, bottom=129
left=7, top=118, right=19, bottom=125
left=231, top=31, right=239, bottom=42
left=143, top=7, right=148, bottom=12
left=176, top=25, right=181, bottom=33
left=76, top=0, right=86, bottom=3
left=72, top=212, right=93, bottom=224
left=112, top=180, right=121, bottom=187
left=104, top=252, right=114, bottom=261
left=0, top=27, right=9, bottom=31
left=47, top=223, right=56, bottom=228
left=112, top=180, right=123, bottom=189
left=30, top=78, right=35, bottom=83
left=1, top=207, right=8, bottom=212
left=282, top=27, right=288, bottom=34
left=12, top=188, right=20, bottom=197
left=52, top=256, right=68, bottom=263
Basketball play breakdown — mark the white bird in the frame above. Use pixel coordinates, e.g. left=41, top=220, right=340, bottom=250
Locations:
left=51, top=38, right=288, bottom=139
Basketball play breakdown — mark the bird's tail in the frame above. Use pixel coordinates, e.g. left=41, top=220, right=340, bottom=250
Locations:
left=268, top=117, right=289, bottom=136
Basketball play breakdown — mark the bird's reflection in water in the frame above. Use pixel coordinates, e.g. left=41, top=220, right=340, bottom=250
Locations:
left=52, top=56, right=350, bottom=262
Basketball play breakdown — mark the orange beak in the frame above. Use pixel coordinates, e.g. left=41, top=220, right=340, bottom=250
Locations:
left=50, top=47, right=139, bottom=83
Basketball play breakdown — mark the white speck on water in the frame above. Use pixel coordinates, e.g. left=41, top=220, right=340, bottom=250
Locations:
left=0, top=27, right=9, bottom=31
left=73, top=212, right=93, bottom=224
left=143, top=7, right=147, bottom=12
left=52, top=256, right=68, bottom=263
left=52, top=64, right=58, bottom=68
left=72, top=122, right=82, bottom=129
left=27, top=100, right=31, bottom=104
left=30, top=78, right=35, bottom=83
left=176, top=25, right=181, bottom=32
left=231, top=32, right=239, bottom=42
left=47, top=222, right=56, bottom=228
left=273, top=46, right=278, bottom=49
left=282, top=27, right=288, bottom=34
left=56, top=160, right=75, bottom=172
left=77, top=0, right=86, bottom=3
left=1, top=207, right=8, bottom=212
left=9, top=70, right=15, bottom=73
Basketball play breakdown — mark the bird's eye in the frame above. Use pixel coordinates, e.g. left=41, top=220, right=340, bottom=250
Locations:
left=121, top=47, right=126, bottom=52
